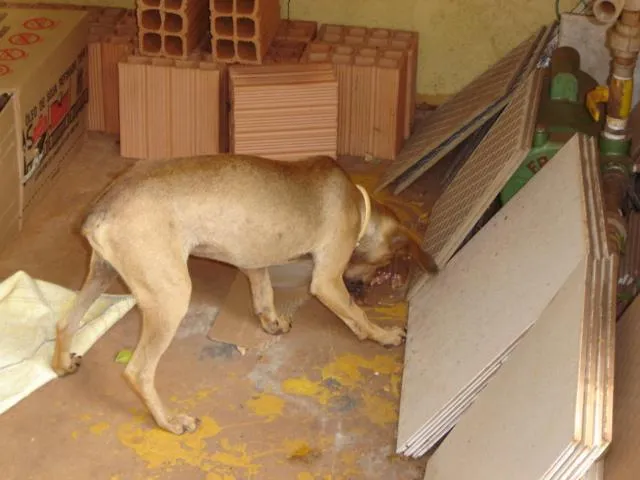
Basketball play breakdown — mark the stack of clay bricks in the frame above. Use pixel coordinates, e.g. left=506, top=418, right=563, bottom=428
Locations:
left=87, top=8, right=138, bottom=134
left=229, top=63, right=338, bottom=161
left=118, top=54, right=227, bottom=159
left=302, top=24, right=419, bottom=160
left=210, top=0, right=281, bottom=64
left=136, top=0, right=210, bottom=58
left=264, top=19, right=318, bottom=64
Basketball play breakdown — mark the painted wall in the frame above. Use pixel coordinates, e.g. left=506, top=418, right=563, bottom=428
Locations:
left=282, top=0, right=578, bottom=102
left=8, top=0, right=577, bottom=100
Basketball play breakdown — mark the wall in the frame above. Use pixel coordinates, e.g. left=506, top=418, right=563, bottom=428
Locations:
left=8, top=0, right=578, bottom=101
left=283, top=0, right=578, bottom=102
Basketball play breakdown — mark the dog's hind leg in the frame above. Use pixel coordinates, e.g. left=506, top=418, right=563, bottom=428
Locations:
left=120, top=258, right=195, bottom=435
left=52, top=250, right=118, bottom=376
left=310, top=246, right=406, bottom=347
left=242, top=268, right=291, bottom=335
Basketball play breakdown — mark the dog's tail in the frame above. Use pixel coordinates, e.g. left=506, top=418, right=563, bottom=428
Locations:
left=52, top=250, right=118, bottom=376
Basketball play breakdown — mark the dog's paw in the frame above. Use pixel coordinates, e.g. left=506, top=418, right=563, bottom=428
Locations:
left=259, top=314, right=292, bottom=335
left=378, top=326, right=406, bottom=348
left=165, top=414, right=201, bottom=435
left=52, top=352, right=82, bottom=377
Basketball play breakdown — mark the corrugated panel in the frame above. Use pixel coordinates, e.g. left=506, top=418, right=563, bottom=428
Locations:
left=375, top=26, right=547, bottom=194
left=420, top=68, right=543, bottom=271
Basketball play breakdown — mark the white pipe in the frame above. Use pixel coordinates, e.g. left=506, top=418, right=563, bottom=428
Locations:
left=593, top=0, right=626, bottom=24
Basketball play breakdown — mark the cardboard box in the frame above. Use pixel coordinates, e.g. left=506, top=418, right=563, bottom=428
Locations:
left=0, top=8, right=89, bottom=222
left=0, top=93, right=19, bottom=252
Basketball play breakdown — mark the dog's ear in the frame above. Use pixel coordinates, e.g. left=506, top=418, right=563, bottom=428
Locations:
left=392, top=225, right=439, bottom=275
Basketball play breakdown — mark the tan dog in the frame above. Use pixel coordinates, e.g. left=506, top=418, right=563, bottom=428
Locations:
left=51, top=154, right=438, bottom=435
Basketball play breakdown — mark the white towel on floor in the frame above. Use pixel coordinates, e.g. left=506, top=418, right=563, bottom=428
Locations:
left=0, top=270, right=136, bottom=416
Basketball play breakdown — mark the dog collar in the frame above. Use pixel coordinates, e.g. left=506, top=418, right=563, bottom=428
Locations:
left=355, top=184, right=371, bottom=245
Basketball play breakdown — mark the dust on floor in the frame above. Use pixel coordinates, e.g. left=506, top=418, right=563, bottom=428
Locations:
left=0, top=134, right=442, bottom=479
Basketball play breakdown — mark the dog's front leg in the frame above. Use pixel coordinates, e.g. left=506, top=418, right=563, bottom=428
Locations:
left=310, top=253, right=406, bottom=347
left=242, top=268, right=292, bottom=335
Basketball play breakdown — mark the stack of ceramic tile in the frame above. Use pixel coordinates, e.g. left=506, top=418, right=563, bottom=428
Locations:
left=118, top=54, right=226, bottom=159
left=397, top=133, right=614, bottom=473
left=229, top=63, right=338, bottom=161
left=87, top=8, right=137, bottom=134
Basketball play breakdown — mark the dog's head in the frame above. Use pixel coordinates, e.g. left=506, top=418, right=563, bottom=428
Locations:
left=344, top=199, right=439, bottom=285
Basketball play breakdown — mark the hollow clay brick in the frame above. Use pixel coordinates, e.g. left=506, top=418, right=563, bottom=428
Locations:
left=101, top=36, right=135, bottom=135
left=118, top=54, right=226, bottom=160
left=119, top=56, right=150, bottom=159
left=264, top=19, right=318, bottom=64
left=87, top=9, right=137, bottom=134
left=146, top=58, right=174, bottom=159
left=87, top=38, right=105, bottom=131
left=229, top=64, right=338, bottom=160
left=313, top=23, right=419, bottom=141
left=303, top=39, right=409, bottom=160
left=274, top=19, right=317, bottom=43
left=210, top=0, right=281, bottom=64
left=137, top=0, right=209, bottom=59
left=170, top=59, right=199, bottom=158
left=372, top=50, right=407, bottom=160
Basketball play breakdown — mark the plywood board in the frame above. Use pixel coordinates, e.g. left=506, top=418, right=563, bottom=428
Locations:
left=375, top=27, right=544, bottom=195
left=408, top=67, right=543, bottom=300
left=397, top=134, right=593, bottom=457
left=423, top=259, right=589, bottom=480
left=422, top=253, right=616, bottom=480
left=603, top=294, right=640, bottom=479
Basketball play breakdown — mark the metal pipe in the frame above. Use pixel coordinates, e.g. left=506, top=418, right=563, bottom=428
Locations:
left=604, top=10, right=640, bottom=140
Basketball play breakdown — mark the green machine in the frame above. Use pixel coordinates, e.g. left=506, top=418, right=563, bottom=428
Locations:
left=499, top=46, right=604, bottom=204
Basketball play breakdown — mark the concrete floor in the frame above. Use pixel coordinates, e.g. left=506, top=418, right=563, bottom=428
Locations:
left=0, top=133, right=445, bottom=480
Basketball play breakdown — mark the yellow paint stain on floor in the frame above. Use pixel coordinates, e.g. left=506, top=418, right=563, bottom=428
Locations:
left=320, top=353, right=401, bottom=388
left=206, top=474, right=236, bottom=480
left=361, top=393, right=398, bottom=427
left=282, top=376, right=334, bottom=405
left=282, top=353, right=403, bottom=429
left=367, top=303, right=408, bottom=322
left=245, top=394, right=285, bottom=421
left=169, top=388, right=216, bottom=408
left=90, top=421, right=111, bottom=436
left=117, top=415, right=261, bottom=476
